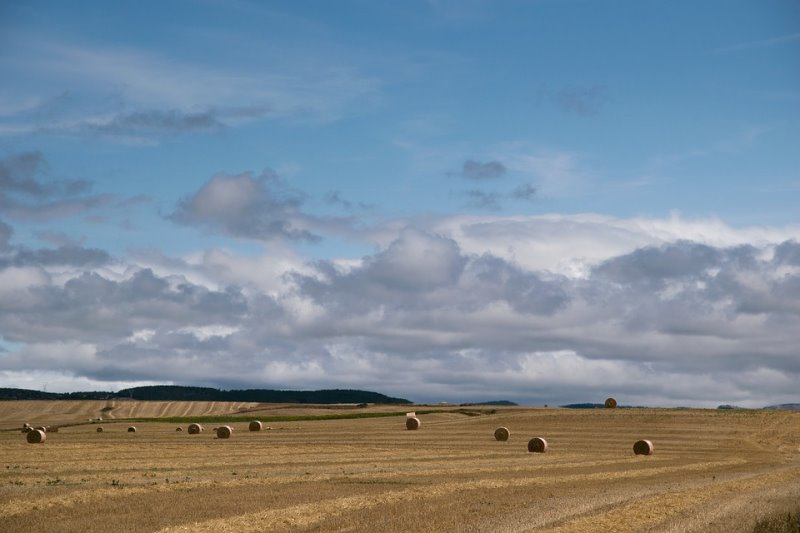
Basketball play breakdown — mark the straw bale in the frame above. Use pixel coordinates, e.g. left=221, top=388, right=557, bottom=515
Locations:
left=127, top=426, right=137, bottom=433
left=527, top=437, right=548, bottom=453
left=188, top=423, right=204, bottom=434
left=248, top=420, right=263, bottom=432
left=27, top=429, right=46, bottom=444
left=633, top=439, right=654, bottom=455
left=216, top=425, right=233, bottom=439
left=604, top=397, right=617, bottom=408
left=494, top=427, right=510, bottom=441
left=406, top=416, right=421, bottom=430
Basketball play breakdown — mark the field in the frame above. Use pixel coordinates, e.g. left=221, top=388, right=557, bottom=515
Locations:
left=1, top=402, right=799, bottom=532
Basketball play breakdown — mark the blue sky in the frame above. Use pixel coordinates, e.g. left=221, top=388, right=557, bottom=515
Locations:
left=0, top=1, right=798, bottom=406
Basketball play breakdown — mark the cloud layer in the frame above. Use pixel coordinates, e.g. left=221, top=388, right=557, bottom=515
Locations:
left=2, top=212, right=798, bottom=407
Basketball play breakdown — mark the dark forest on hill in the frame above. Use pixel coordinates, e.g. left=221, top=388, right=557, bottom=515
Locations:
left=0, top=386, right=411, bottom=404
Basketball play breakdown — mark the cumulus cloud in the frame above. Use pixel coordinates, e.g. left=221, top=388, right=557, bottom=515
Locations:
left=0, top=245, right=110, bottom=269
left=0, top=220, right=12, bottom=248
left=0, top=151, right=114, bottom=220
left=461, top=159, right=506, bottom=180
left=323, top=190, right=373, bottom=211
left=169, top=170, right=321, bottom=242
left=2, top=214, right=799, bottom=407
left=511, top=183, right=537, bottom=201
left=0, top=268, right=248, bottom=344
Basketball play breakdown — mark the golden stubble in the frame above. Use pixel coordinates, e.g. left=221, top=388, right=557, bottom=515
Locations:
left=0, top=404, right=798, bottom=532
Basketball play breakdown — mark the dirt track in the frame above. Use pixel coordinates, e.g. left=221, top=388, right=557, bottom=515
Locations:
left=1, top=403, right=798, bottom=532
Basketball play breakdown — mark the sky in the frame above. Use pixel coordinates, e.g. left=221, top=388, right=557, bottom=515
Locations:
left=0, top=0, right=798, bottom=407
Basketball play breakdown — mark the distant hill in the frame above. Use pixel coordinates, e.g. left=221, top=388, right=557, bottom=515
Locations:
left=762, top=403, right=800, bottom=411
left=0, top=388, right=112, bottom=401
left=460, top=400, right=518, bottom=406
left=0, top=386, right=411, bottom=404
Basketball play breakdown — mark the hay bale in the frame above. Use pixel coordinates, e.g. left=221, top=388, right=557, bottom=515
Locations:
left=406, top=416, right=421, bottom=430
left=494, top=427, right=510, bottom=441
left=127, top=426, right=137, bottom=433
left=36, top=426, right=47, bottom=433
left=406, top=412, right=416, bottom=418
left=216, top=426, right=233, bottom=439
left=23, top=423, right=31, bottom=428
left=187, top=423, right=204, bottom=435
left=527, top=437, right=548, bottom=453
left=27, top=429, right=46, bottom=444
left=249, top=420, right=263, bottom=432
left=633, top=439, right=654, bottom=455
left=604, top=397, right=617, bottom=408
left=176, top=427, right=183, bottom=432
left=96, top=427, right=104, bottom=433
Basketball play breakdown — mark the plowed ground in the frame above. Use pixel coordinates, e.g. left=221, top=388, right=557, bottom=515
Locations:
left=1, top=404, right=799, bottom=532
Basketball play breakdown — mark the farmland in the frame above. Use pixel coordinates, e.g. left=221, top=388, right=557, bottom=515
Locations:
left=1, top=402, right=799, bottom=532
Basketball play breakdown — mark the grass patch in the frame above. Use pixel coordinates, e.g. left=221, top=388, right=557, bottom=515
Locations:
left=753, top=510, right=800, bottom=533
left=115, top=409, right=456, bottom=424
left=117, top=408, right=495, bottom=424
left=331, top=478, right=415, bottom=485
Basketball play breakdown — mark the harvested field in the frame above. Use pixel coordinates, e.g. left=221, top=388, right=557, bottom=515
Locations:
left=1, top=403, right=799, bottom=532
left=0, top=401, right=262, bottom=429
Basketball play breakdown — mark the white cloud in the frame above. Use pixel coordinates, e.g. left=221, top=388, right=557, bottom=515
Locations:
left=2, top=214, right=799, bottom=407
left=0, top=266, right=50, bottom=295
left=0, top=37, right=380, bottom=140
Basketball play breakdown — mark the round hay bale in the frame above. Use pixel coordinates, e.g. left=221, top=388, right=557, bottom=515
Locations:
left=36, top=426, right=47, bottom=433
left=527, top=437, right=548, bottom=453
left=633, top=439, right=654, bottom=455
left=127, top=426, right=137, bottom=433
left=248, top=420, right=263, bottom=432
left=176, top=427, right=183, bottom=432
left=216, top=425, right=233, bottom=439
left=23, top=422, right=31, bottom=428
left=26, top=429, right=46, bottom=444
left=96, top=427, right=104, bottom=433
left=604, top=397, right=617, bottom=408
left=187, top=423, right=203, bottom=435
left=406, top=416, right=421, bottom=430
left=494, top=427, right=510, bottom=441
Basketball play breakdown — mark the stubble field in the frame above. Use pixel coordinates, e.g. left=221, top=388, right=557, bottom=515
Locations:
left=1, top=401, right=799, bottom=532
